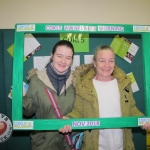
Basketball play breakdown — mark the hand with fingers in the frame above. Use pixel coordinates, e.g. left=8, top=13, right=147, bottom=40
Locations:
left=59, top=116, right=72, bottom=133
left=141, top=122, right=150, bottom=130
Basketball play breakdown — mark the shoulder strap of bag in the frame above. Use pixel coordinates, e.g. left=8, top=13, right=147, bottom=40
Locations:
left=45, top=87, right=63, bottom=118
left=44, top=87, right=73, bottom=147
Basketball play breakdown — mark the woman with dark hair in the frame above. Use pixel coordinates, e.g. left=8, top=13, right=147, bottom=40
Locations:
left=23, top=40, right=76, bottom=150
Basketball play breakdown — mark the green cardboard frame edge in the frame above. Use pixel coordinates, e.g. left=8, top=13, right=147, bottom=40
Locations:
left=12, top=23, right=150, bottom=130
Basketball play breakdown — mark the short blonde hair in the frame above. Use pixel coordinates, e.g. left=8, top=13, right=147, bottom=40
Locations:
left=93, top=45, right=115, bottom=61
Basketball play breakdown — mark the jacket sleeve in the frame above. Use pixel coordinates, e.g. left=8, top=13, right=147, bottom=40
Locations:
left=66, top=94, right=84, bottom=118
left=128, top=85, right=144, bottom=116
left=23, top=76, right=38, bottom=116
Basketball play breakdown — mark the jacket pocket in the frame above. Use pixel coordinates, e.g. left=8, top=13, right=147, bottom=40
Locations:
left=30, top=131, right=46, bottom=148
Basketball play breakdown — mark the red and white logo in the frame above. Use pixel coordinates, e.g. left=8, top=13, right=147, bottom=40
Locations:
left=0, top=113, right=12, bottom=143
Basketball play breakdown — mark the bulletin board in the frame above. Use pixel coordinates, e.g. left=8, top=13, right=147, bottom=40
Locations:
left=12, top=23, right=150, bottom=131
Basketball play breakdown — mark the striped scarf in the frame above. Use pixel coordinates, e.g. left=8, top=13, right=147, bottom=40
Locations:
left=46, top=62, right=71, bottom=96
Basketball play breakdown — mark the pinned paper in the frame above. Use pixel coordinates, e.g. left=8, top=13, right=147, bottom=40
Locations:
left=34, top=56, right=50, bottom=70
left=71, top=55, right=80, bottom=70
left=7, top=34, right=41, bottom=61
left=8, top=82, right=28, bottom=99
left=60, top=33, right=89, bottom=52
left=127, top=72, right=139, bottom=93
left=7, top=44, right=27, bottom=61
left=84, top=55, right=93, bottom=64
left=110, top=35, right=139, bottom=63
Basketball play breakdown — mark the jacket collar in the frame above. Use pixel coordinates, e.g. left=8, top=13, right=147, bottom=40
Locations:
left=79, top=65, right=131, bottom=90
left=36, top=68, right=73, bottom=95
left=76, top=65, right=131, bottom=105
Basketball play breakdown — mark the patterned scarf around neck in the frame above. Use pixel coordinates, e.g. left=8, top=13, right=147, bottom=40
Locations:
left=46, top=62, right=71, bottom=96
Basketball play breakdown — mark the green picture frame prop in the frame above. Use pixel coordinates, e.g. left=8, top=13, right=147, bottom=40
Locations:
left=12, top=23, right=150, bottom=130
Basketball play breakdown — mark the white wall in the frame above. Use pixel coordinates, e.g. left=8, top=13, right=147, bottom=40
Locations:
left=1, top=0, right=150, bottom=29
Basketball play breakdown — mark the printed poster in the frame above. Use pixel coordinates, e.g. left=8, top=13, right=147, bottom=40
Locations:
left=7, top=34, right=41, bottom=61
left=110, top=35, right=139, bottom=63
left=60, top=33, right=89, bottom=52
left=127, top=72, right=139, bottom=93
left=8, top=82, right=29, bottom=99
left=84, top=55, right=93, bottom=64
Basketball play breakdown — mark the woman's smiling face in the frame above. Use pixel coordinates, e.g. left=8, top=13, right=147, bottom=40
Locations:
left=51, top=45, right=73, bottom=74
left=93, top=49, right=115, bottom=81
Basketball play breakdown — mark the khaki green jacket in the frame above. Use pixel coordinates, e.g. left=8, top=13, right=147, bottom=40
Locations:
left=67, top=65, right=144, bottom=150
left=23, top=69, right=75, bottom=150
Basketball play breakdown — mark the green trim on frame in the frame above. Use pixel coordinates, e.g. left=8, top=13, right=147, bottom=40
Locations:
left=12, top=23, right=150, bottom=130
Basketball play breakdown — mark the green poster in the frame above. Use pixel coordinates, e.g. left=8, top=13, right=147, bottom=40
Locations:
left=110, top=35, right=139, bottom=63
left=60, top=33, right=89, bottom=52
left=117, top=40, right=130, bottom=58
left=7, top=44, right=27, bottom=61
left=110, top=35, right=124, bottom=54
left=127, top=72, right=136, bottom=83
